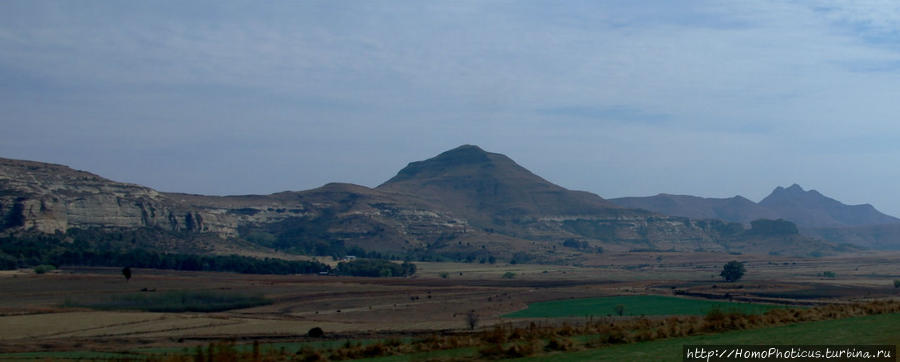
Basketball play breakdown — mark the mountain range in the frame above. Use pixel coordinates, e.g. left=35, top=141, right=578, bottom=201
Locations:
left=611, top=184, right=900, bottom=249
left=0, top=145, right=881, bottom=262
left=612, top=184, right=900, bottom=228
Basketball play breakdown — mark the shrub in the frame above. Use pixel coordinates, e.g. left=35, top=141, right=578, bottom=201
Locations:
left=894, top=280, right=900, bottom=288
left=464, top=309, right=481, bottom=330
left=307, top=327, right=324, bottom=337
left=544, top=337, right=574, bottom=351
left=822, top=271, right=836, bottom=278
left=33, top=264, right=56, bottom=274
left=614, top=304, right=625, bottom=316
left=502, top=272, right=516, bottom=279
left=440, top=272, right=449, bottom=279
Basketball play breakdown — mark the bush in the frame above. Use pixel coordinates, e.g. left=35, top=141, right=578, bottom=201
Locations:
left=822, top=271, right=836, bottom=278
left=502, top=272, right=516, bottom=279
left=307, top=327, right=324, bottom=337
left=894, top=280, right=900, bottom=288
left=33, top=264, right=56, bottom=274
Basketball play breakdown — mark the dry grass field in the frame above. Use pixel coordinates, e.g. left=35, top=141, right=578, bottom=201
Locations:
left=0, top=251, right=898, bottom=355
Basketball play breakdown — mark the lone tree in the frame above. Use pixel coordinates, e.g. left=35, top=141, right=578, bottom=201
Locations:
left=122, top=266, right=132, bottom=282
left=465, top=310, right=479, bottom=330
left=614, top=304, right=625, bottom=316
left=720, top=261, right=745, bottom=282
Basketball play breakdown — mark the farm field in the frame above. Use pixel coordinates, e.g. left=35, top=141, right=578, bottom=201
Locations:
left=504, top=295, right=789, bottom=318
left=522, top=312, right=900, bottom=361
left=0, top=251, right=897, bottom=357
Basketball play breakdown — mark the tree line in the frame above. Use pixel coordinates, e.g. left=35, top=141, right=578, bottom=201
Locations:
left=0, top=232, right=329, bottom=274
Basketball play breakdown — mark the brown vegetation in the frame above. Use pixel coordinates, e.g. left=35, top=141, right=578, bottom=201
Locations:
left=151, top=300, right=900, bottom=361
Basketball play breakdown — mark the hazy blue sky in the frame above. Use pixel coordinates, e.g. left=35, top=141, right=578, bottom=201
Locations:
left=3, top=1, right=900, bottom=215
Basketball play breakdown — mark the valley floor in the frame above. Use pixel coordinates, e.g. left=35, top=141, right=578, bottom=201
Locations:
left=0, top=251, right=898, bottom=355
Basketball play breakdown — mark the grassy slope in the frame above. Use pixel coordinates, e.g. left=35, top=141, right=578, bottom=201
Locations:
left=521, top=313, right=900, bottom=361
left=504, top=295, right=788, bottom=318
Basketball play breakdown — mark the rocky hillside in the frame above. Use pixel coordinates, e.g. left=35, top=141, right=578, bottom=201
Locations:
left=0, top=147, right=850, bottom=260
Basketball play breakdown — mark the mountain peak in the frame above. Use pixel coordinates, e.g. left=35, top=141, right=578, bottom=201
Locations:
left=432, top=144, right=491, bottom=164
left=376, top=145, right=622, bottom=223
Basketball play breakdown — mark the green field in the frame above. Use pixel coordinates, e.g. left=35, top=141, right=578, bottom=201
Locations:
left=504, top=295, right=789, bottom=318
left=347, top=313, right=900, bottom=362
left=520, top=312, right=900, bottom=361
left=5, top=313, right=897, bottom=361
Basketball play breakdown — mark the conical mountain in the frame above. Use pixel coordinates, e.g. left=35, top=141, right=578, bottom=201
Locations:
left=376, top=145, right=626, bottom=225
left=759, top=184, right=900, bottom=228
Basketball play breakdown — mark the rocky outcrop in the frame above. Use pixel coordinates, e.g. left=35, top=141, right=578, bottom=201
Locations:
left=1, top=148, right=848, bottom=259
left=0, top=158, right=471, bottom=254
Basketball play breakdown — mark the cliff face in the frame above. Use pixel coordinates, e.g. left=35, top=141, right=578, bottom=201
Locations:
left=1, top=148, right=846, bottom=260
left=0, top=158, right=470, bottom=255
left=0, top=158, right=201, bottom=234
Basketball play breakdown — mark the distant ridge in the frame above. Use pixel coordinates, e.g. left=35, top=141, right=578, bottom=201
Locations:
left=612, top=194, right=777, bottom=224
left=759, top=184, right=900, bottom=228
left=1, top=147, right=856, bottom=259
left=611, top=184, right=900, bottom=228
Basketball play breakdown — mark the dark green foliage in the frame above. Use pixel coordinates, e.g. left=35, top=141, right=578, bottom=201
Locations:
left=822, top=271, right=836, bottom=278
left=33, top=264, right=55, bottom=274
left=502, top=272, right=516, bottom=279
left=308, top=327, right=324, bottom=337
left=122, top=266, right=132, bottom=281
left=334, top=259, right=416, bottom=277
left=238, top=216, right=389, bottom=259
left=63, top=290, right=271, bottom=312
left=894, top=280, right=899, bottom=288
left=0, top=252, right=16, bottom=270
left=562, top=238, right=590, bottom=250
left=0, top=230, right=330, bottom=275
left=747, top=219, right=799, bottom=236
left=720, top=260, right=745, bottom=282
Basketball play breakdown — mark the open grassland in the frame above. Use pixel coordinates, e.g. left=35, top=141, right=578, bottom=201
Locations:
left=504, top=295, right=789, bottom=318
